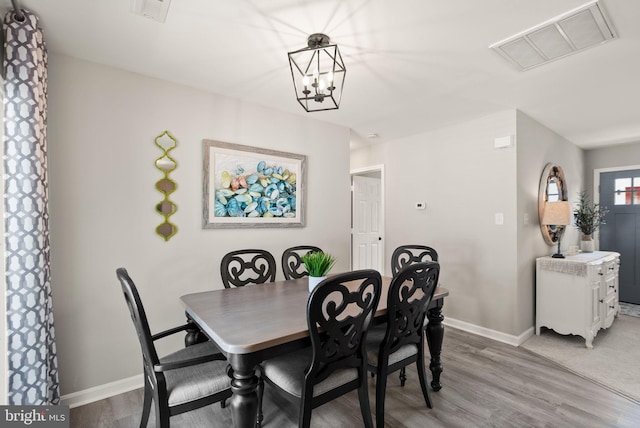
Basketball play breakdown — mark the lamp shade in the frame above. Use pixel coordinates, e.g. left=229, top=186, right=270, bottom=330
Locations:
left=541, top=201, right=572, bottom=225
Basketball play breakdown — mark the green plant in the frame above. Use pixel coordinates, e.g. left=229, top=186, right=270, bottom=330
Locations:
left=573, top=190, right=609, bottom=235
left=301, top=251, right=336, bottom=277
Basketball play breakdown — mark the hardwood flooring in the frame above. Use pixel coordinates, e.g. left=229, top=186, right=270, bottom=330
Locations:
left=70, top=328, right=640, bottom=427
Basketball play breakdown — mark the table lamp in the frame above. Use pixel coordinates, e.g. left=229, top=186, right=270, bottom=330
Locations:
left=541, top=201, right=572, bottom=258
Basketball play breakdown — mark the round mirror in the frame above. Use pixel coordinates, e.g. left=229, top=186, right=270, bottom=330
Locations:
left=538, top=163, right=568, bottom=245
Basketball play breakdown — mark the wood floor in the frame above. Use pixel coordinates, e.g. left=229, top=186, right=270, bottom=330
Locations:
left=70, top=328, right=640, bottom=427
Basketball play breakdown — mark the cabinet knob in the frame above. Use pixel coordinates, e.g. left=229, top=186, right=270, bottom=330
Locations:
left=598, top=272, right=604, bottom=276
left=609, top=285, right=615, bottom=289
left=599, top=299, right=604, bottom=303
left=609, top=267, right=615, bottom=271
left=609, top=305, right=616, bottom=309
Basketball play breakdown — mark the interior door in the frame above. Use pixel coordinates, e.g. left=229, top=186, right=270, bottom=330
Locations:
left=599, top=170, right=640, bottom=304
left=351, top=175, right=383, bottom=273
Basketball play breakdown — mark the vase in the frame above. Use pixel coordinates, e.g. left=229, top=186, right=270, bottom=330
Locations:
left=581, top=234, right=594, bottom=253
left=308, top=276, right=326, bottom=292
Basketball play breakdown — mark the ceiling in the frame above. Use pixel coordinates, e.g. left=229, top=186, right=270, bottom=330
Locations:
left=11, top=0, right=640, bottom=149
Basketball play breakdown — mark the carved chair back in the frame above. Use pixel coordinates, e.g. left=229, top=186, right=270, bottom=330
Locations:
left=306, top=269, right=382, bottom=387
left=391, top=245, right=439, bottom=276
left=220, top=249, right=277, bottom=288
left=382, top=262, right=440, bottom=357
left=282, top=245, right=323, bottom=280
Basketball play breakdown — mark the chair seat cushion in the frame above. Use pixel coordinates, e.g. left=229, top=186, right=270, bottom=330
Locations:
left=160, top=341, right=230, bottom=407
left=262, top=347, right=358, bottom=399
left=366, top=324, right=418, bottom=367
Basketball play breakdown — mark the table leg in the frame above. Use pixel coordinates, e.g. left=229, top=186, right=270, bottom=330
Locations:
left=184, top=315, right=207, bottom=347
left=228, top=354, right=260, bottom=428
left=426, top=304, right=444, bottom=391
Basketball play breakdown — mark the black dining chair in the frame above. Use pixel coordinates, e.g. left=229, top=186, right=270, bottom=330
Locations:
left=115, top=268, right=231, bottom=428
left=389, top=245, right=439, bottom=385
left=257, top=270, right=382, bottom=428
left=390, top=245, right=439, bottom=275
left=281, top=245, right=323, bottom=280
left=220, top=249, right=277, bottom=288
left=366, top=262, right=440, bottom=428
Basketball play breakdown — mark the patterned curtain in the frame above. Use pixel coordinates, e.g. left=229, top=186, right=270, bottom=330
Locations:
left=3, top=9, right=59, bottom=405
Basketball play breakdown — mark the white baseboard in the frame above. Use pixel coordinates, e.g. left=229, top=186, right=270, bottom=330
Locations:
left=61, top=374, right=143, bottom=409
left=444, top=317, right=535, bottom=347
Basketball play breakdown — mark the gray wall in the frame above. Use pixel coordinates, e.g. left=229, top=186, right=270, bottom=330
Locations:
left=515, top=111, right=584, bottom=333
left=351, top=110, right=586, bottom=337
left=585, top=141, right=640, bottom=197
left=351, top=111, right=520, bottom=335
left=47, top=54, right=352, bottom=396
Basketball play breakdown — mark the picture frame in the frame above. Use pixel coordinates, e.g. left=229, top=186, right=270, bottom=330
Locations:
left=202, top=140, right=306, bottom=228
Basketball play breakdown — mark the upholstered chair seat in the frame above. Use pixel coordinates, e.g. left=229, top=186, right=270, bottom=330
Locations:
left=262, top=347, right=359, bottom=399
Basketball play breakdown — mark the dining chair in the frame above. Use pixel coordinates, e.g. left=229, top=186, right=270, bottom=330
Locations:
left=388, top=245, right=439, bottom=385
left=390, top=245, right=439, bottom=275
left=281, top=245, right=323, bottom=280
left=220, top=249, right=277, bottom=288
left=257, top=269, right=382, bottom=428
left=116, top=268, right=232, bottom=428
left=366, top=261, right=440, bottom=428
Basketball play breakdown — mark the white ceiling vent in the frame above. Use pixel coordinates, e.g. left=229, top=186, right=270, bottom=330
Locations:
left=130, top=0, right=171, bottom=23
left=490, top=1, right=616, bottom=71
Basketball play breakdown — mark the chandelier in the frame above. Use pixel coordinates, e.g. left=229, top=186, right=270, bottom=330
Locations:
left=288, top=33, right=346, bottom=112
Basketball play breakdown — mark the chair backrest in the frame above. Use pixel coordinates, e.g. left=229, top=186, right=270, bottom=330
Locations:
left=116, top=268, right=160, bottom=368
left=391, top=245, right=439, bottom=276
left=306, top=269, right=382, bottom=386
left=281, top=245, right=323, bottom=280
left=220, top=249, right=277, bottom=288
left=381, top=262, right=440, bottom=357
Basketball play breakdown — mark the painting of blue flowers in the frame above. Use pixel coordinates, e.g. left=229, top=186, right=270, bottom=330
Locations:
left=203, top=140, right=306, bottom=228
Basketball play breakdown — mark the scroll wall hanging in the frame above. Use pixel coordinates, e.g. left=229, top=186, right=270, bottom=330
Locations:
left=154, top=131, right=178, bottom=241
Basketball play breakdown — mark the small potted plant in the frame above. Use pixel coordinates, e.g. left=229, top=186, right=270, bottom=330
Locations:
left=573, top=190, right=609, bottom=253
left=301, top=251, right=336, bottom=292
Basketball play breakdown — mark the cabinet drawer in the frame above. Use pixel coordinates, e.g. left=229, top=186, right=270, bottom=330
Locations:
left=604, top=275, right=617, bottom=297
left=604, top=259, right=618, bottom=275
left=603, top=294, right=617, bottom=328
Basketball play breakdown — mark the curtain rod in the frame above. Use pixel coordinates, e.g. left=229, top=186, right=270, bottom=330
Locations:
left=11, top=0, right=25, bottom=21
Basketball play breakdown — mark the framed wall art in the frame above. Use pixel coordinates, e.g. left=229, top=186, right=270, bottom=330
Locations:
left=202, top=140, right=306, bottom=228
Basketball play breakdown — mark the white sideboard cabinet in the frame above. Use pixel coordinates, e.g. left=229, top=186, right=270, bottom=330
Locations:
left=535, top=251, right=620, bottom=348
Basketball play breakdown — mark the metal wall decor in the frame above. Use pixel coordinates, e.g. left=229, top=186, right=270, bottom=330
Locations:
left=288, top=33, right=346, bottom=112
left=538, top=163, right=568, bottom=246
left=154, top=131, right=178, bottom=241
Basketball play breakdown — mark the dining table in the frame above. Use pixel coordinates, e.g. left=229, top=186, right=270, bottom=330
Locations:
left=181, top=275, right=449, bottom=428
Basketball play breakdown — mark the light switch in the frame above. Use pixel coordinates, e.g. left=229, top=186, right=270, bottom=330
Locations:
left=415, top=202, right=426, bottom=210
left=495, top=213, right=504, bottom=225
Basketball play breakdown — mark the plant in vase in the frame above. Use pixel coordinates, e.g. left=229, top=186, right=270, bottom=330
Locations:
left=573, top=190, right=609, bottom=253
left=301, top=251, right=336, bottom=292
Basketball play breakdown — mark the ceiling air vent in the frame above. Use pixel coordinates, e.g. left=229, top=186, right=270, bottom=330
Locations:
left=130, top=0, right=171, bottom=23
left=490, top=1, right=616, bottom=71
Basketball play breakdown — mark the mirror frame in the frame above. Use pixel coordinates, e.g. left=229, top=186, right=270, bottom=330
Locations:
left=538, top=163, right=568, bottom=246
left=154, top=131, right=178, bottom=241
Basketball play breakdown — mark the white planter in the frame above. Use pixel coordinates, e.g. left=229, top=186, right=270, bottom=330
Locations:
left=581, top=235, right=595, bottom=253
left=308, top=276, right=326, bottom=292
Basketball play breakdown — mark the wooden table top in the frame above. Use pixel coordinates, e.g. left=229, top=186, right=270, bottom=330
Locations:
left=181, top=276, right=449, bottom=355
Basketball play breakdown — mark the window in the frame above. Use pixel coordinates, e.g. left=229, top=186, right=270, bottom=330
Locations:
left=614, top=177, right=640, bottom=205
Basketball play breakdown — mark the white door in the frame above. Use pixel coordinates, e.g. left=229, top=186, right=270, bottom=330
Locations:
left=351, top=175, right=383, bottom=273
